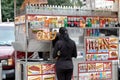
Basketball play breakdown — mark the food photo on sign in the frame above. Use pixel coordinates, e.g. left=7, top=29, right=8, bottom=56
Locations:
left=42, top=74, right=55, bottom=80
left=27, top=65, right=42, bottom=75
left=28, top=75, right=41, bottom=80
left=104, top=62, right=112, bottom=71
left=42, top=64, right=55, bottom=74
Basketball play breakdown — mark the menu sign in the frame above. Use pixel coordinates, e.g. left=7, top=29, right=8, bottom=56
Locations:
left=78, top=61, right=112, bottom=80
left=27, top=64, right=55, bottom=80
left=86, top=37, right=118, bottom=61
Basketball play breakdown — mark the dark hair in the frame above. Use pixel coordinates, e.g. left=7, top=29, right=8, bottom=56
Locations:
left=59, top=27, right=67, bottom=34
left=59, top=27, right=74, bottom=49
left=59, top=27, right=70, bottom=41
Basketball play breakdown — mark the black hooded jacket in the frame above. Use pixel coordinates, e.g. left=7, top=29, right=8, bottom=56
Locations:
left=52, top=27, right=77, bottom=69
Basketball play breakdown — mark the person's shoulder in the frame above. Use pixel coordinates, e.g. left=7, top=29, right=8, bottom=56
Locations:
left=70, top=39, right=75, bottom=43
left=70, top=39, right=76, bottom=45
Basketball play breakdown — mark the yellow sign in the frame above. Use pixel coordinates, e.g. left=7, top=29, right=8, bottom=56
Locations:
left=36, top=31, right=56, bottom=40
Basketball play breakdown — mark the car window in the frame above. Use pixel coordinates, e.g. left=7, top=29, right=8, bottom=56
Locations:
left=0, top=26, right=15, bottom=46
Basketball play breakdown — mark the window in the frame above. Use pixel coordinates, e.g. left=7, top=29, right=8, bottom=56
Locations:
left=0, top=26, right=15, bottom=46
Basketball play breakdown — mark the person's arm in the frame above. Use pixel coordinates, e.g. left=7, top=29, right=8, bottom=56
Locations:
left=52, top=33, right=60, bottom=48
left=72, top=43, right=77, bottom=58
left=52, top=42, right=60, bottom=59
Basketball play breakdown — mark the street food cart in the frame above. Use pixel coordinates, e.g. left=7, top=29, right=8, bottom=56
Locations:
left=13, top=0, right=119, bottom=80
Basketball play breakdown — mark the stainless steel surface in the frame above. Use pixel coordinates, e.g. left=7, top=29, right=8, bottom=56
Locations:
left=112, top=60, right=118, bottom=80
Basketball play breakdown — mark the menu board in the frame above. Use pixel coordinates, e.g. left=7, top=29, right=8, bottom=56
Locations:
left=27, top=64, right=55, bottom=80
left=78, top=61, right=112, bottom=80
left=86, top=37, right=118, bottom=61
left=27, top=63, right=75, bottom=80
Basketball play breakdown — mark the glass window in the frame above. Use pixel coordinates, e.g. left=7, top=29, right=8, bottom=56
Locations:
left=0, top=26, right=15, bottom=46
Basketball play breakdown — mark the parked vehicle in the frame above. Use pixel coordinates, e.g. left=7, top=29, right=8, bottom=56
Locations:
left=0, top=22, right=15, bottom=79
left=0, top=22, right=33, bottom=80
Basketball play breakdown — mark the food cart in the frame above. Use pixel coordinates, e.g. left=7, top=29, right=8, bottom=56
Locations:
left=13, top=0, right=119, bottom=80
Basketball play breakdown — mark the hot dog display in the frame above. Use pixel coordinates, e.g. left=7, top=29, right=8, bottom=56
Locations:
left=86, top=37, right=118, bottom=61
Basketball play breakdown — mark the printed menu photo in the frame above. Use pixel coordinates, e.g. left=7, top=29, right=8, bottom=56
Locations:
left=86, top=38, right=98, bottom=53
left=104, top=62, right=112, bottom=71
left=28, top=75, right=42, bottom=80
left=96, top=63, right=103, bottom=71
left=79, top=73, right=90, bottom=80
left=98, top=38, right=109, bottom=53
left=109, top=44, right=118, bottom=50
left=87, top=63, right=96, bottom=72
left=27, top=64, right=42, bottom=75
left=42, top=74, right=55, bottom=80
left=109, top=50, right=118, bottom=60
left=106, top=71, right=112, bottom=79
left=42, top=64, right=55, bottom=74
left=86, top=54, right=108, bottom=61
left=78, top=63, right=87, bottom=72
left=109, top=38, right=118, bottom=44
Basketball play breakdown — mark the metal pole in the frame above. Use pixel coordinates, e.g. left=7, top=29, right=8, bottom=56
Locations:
left=14, top=0, right=17, bottom=80
left=90, top=0, right=92, bottom=10
left=14, top=0, right=16, bottom=20
left=118, top=0, right=120, bottom=23
left=25, top=1, right=28, bottom=80
left=15, top=51, right=17, bottom=80
left=14, top=0, right=16, bottom=40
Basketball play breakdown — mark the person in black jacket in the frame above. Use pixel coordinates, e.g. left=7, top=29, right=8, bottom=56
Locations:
left=53, top=27, right=77, bottom=80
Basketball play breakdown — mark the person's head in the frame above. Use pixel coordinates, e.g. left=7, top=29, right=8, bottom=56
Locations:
left=59, top=27, right=70, bottom=41
left=59, top=27, right=68, bottom=35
